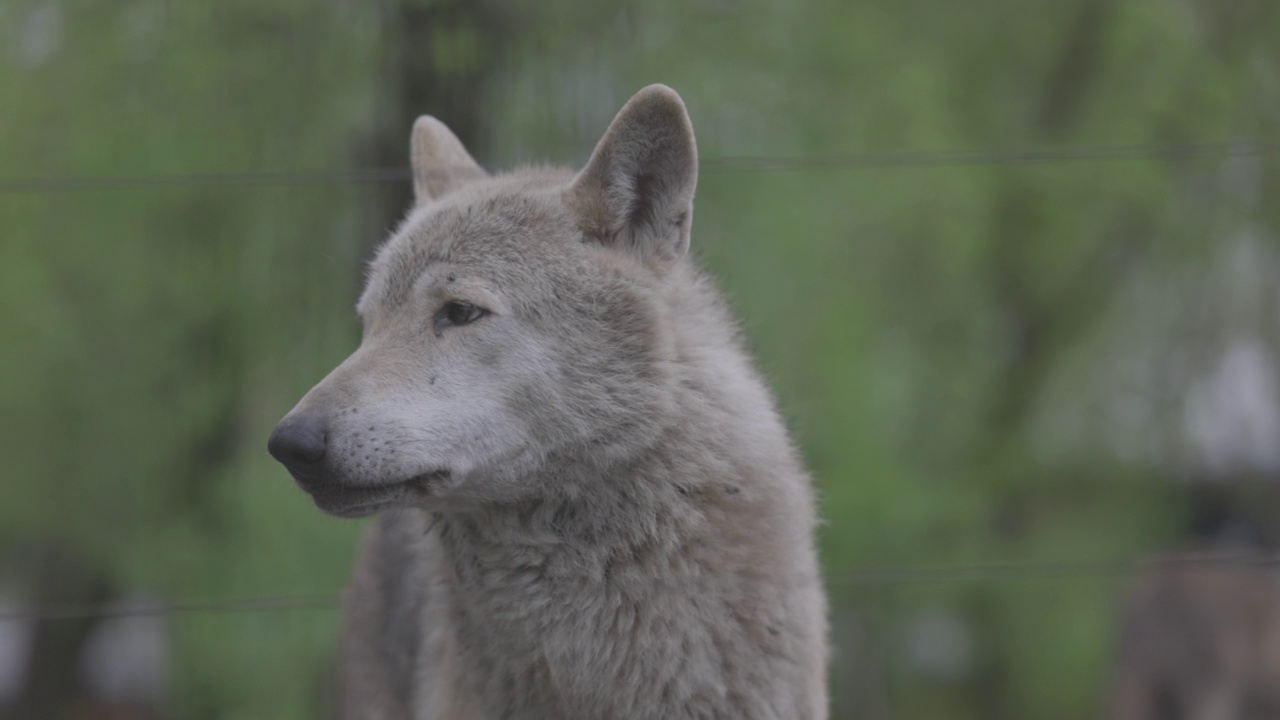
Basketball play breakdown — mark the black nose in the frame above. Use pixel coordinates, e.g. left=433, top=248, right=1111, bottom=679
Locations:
left=268, top=412, right=328, bottom=472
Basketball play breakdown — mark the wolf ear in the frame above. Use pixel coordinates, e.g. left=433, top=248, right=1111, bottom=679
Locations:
left=410, top=116, right=487, bottom=205
left=565, top=84, right=698, bottom=264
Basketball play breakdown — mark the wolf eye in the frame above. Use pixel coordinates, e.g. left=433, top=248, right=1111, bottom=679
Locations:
left=434, top=301, right=488, bottom=335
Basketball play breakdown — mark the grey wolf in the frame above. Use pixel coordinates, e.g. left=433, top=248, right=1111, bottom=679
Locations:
left=1108, top=550, right=1280, bottom=720
left=268, top=84, right=828, bottom=719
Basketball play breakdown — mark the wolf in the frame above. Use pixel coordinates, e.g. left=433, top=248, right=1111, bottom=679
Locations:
left=1108, top=550, right=1280, bottom=720
left=268, top=85, right=828, bottom=719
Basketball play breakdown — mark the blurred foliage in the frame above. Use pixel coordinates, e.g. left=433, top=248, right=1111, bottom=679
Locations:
left=1, top=0, right=1278, bottom=718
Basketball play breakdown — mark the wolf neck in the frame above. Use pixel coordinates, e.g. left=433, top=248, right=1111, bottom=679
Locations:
left=434, top=426, right=719, bottom=582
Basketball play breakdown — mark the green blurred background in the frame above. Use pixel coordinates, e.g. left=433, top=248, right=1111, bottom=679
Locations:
left=2, top=0, right=1279, bottom=718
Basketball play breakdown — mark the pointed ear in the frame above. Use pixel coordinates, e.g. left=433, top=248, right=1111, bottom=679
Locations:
left=564, top=84, right=698, bottom=264
left=410, top=116, right=487, bottom=205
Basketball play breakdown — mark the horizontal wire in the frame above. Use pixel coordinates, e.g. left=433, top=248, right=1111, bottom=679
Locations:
left=1, top=140, right=1275, bottom=194
left=2, top=553, right=1274, bottom=622
left=707, top=140, right=1279, bottom=172
left=825, top=551, right=1279, bottom=587
left=0, top=167, right=412, bottom=193
left=0, top=594, right=337, bottom=623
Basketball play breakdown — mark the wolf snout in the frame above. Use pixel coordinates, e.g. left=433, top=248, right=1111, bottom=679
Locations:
left=267, top=411, right=328, bottom=480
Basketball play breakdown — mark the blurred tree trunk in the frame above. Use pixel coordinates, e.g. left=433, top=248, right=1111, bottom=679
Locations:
left=6, top=541, right=114, bottom=720
left=983, top=0, right=1115, bottom=453
left=972, top=2, right=1118, bottom=718
left=357, top=0, right=516, bottom=256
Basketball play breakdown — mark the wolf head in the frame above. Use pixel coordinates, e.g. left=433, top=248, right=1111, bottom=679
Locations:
left=268, top=85, right=699, bottom=517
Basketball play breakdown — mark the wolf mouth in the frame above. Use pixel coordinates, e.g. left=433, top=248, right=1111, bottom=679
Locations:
left=306, top=471, right=448, bottom=518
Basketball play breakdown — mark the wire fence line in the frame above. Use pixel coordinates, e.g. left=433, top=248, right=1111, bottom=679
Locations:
left=0, top=594, right=337, bottom=623
left=825, top=551, right=1280, bottom=586
left=4, top=552, right=1277, bottom=624
left=1, top=140, right=1276, bottom=194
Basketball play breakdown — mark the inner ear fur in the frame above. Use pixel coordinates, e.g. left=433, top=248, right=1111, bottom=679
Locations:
left=565, top=84, right=699, bottom=265
left=410, top=116, right=488, bottom=205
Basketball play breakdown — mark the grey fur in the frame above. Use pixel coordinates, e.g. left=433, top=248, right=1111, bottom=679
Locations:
left=1108, top=549, right=1280, bottom=720
left=271, top=85, right=828, bottom=719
